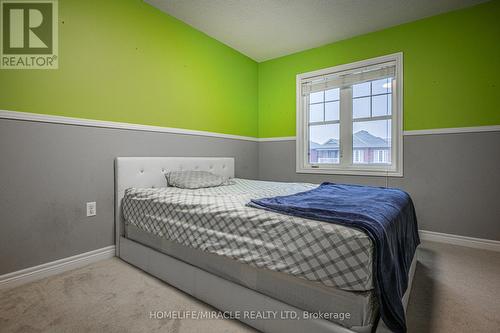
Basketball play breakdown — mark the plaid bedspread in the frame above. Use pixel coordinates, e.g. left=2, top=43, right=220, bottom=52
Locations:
left=122, top=178, right=374, bottom=291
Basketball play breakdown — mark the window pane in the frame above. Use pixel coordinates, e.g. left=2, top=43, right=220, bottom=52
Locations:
left=310, top=91, right=324, bottom=104
left=309, top=124, right=340, bottom=164
left=372, top=78, right=392, bottom=95
left=325, top=101, right=339, bottom=121
left=309, top=103, right=324, bottom=123
left=372, top=94, right=391, bottom=117
left=353, top=82, right=370, bottom=98
left=353, top=97, right=370, bottom=119
left=325, top=88, right=339, bottom=101
left=352, top=120, right=391, bottom=164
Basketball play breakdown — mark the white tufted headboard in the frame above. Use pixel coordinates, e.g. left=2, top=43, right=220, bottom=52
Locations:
left=114, top=157, right=235, bottom=255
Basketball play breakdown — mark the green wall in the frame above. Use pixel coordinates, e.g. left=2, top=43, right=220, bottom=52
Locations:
left=2, top=0, right=498, bottom=139
left=0, top=0, right=259, bottom=137
left=258, top=0, right=500, bottom=138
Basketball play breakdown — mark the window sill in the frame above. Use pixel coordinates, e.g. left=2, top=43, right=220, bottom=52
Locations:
left=296, top=167, right=403, bottom=177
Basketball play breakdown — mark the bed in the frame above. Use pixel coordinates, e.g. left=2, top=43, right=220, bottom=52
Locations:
left=115, top=157, right=418, bottom=333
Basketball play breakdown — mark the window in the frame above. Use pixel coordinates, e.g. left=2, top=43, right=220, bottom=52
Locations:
left=353, top=149, right=365, bottom=163
left=374, top=149, right=389, bottom=163
left=296, top=53, right=403, bottom=176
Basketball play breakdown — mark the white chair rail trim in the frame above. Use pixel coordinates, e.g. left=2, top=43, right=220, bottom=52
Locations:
left=2, top=110, right=499, bottom=143
left=0, top=110, right=257, bottom=142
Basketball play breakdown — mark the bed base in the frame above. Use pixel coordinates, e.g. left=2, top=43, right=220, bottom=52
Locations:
left=119, top=236, right=417, bottom=333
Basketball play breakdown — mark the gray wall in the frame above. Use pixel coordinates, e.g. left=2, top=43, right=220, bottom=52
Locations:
left=1, top=118, right=499, bottom=276
left=0, top=119, right=259, bottom=275
left=258, top=132, right=500, bottom=241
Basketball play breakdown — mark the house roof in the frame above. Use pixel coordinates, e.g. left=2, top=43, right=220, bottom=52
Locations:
left=311, top=130, right=389, bottom=150
left=353, top=130, right=390, bottom=148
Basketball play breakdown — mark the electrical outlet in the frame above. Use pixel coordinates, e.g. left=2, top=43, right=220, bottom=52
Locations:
left=86, top=202, right=96, bottom=217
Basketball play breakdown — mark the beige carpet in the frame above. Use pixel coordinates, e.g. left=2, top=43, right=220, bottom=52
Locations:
left=406, top=241, right=500, bottom=332
left=1, top=241, right=499, bottom=333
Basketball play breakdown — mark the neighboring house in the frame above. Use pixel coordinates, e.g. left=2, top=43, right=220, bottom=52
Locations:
left=310, top=130, right=391, bottom=164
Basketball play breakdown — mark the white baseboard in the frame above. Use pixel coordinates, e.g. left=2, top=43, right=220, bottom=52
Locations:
left=0, top=246, right=115, bottom=290
left=419, top=230, right=500, bottom=252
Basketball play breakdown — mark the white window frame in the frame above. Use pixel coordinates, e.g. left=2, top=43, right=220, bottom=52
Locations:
left=296, top=53, right=403, bottom=177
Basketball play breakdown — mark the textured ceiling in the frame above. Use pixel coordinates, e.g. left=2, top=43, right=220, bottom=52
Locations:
left=145, top=0, right=487, bottom=61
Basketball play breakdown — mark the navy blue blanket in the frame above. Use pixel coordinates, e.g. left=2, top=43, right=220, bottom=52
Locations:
left=248, top=182, right=419, bottom=333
